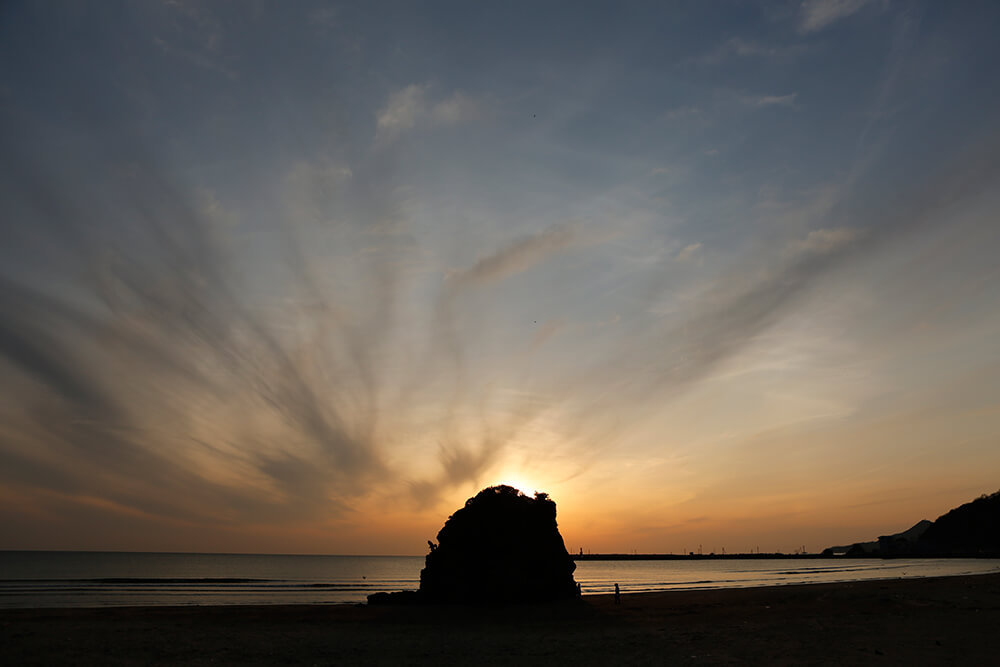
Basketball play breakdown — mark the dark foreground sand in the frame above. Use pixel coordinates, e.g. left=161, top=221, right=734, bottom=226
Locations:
left=3, top=573, right=999, bottom=666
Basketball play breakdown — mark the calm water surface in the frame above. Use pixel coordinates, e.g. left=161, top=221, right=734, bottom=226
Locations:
left=2, top=551, right=998, bottom=608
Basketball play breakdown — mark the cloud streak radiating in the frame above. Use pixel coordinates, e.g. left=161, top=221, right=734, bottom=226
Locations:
left=2, top=1, right=1000, bottom=553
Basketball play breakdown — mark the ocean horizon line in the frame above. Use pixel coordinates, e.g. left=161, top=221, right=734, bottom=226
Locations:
left=0, top=549, right=423, bottom=558
left=6, top=548, right=999, bottom=561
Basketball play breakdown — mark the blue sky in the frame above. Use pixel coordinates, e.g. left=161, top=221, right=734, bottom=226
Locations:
left=2, top=0, right=999, bottom=553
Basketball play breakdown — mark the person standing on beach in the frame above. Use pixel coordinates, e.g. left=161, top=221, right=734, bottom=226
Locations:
left=614, top=583, right=620, bottom=604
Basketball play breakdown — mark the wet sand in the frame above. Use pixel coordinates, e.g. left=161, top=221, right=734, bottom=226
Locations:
left=2, top=573, right=999, bottom=665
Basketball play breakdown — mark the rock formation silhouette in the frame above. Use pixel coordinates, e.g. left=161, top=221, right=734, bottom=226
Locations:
left=418, top=485, right=578, bottom=603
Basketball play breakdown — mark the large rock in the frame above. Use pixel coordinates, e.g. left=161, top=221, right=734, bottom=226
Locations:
left=418, top=485, right=578, bottom=603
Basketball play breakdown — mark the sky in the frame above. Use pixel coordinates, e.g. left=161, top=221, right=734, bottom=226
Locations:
left=1, top=0, right=999, bottom=555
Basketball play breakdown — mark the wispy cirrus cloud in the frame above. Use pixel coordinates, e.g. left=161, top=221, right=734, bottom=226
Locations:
left=674, top=242, right=703, bottom=262
left=446, top=224, right=577, bottom=289
left=431, top=91, right=484, bottom=125
left=695, top=37, right=803, bottom=65
left=375, top=84, right=427, bottom=143
left=152, top=0, right=236, bottom=78
left=787, top=227, right=865, bottom=256
left=742, top=92, right=798, bottom=108
left=799, top=0, right=877, bottom=33
left=376, top=85, right=484, bottom=144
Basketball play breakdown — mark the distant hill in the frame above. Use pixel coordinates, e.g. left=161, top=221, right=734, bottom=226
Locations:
left=822, top=520, right=931, bottom=557
left=824, top=490, right=1000, bottom=557
left=919, top=490, right=1000, bottom=556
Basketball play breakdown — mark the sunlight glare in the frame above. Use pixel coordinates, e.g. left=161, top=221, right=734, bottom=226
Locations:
left=493, top=473, right=538, bottom=496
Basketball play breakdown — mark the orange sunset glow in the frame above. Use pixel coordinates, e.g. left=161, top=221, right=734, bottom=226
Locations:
left=2, top=0, right=1000, bottom=559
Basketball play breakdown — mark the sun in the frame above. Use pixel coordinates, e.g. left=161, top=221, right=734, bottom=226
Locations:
left=493, top=474, right=539, bottom=496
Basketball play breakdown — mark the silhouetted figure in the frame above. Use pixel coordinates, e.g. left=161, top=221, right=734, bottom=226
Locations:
left=418, top=485, right=578, bottom=603
left=614, top=583, right=620, bottom=604
left=577, top=582, right=582, bottom=597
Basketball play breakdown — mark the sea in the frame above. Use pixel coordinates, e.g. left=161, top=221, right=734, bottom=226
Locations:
left=2, top=551, right=999, bottom=609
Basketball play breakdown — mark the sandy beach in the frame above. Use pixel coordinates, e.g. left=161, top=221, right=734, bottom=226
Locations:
left=2, top=573, right=998, bottom=665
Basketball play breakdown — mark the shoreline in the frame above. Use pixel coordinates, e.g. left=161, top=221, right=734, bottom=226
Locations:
left=5, top=563, right=999, bottom=612
left=574, top=553, right=1000, bottom=560
left=6, top=568, right=995, bottom=612
left=3, top=573, right=999, bottom=664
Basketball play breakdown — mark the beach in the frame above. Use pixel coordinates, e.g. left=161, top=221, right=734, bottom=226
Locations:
left=2, top=573, right=998, bottom=665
